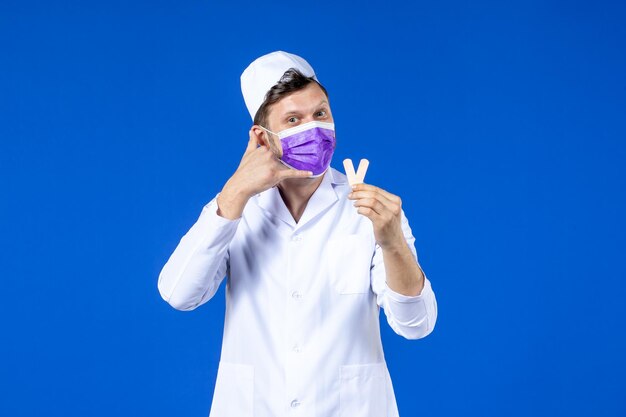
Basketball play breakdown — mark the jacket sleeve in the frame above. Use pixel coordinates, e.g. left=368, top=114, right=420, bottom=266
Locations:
left=157, top=195, right=241, bottom=311
left=371, top=209, right=438, bottom=340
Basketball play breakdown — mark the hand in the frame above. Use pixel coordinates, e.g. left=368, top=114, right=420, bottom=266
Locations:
left=217, top=128, right=312, bottom=219
left=348, top=183, right=405, bottom=250
left=232, top=127, right=313, bottom=195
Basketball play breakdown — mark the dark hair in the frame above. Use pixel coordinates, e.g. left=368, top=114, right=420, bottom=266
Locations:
left=253, top=68, right=329, bottom=129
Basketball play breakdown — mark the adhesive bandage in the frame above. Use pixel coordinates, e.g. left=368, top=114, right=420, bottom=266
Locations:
left=343, top=158, right=369, bottom=186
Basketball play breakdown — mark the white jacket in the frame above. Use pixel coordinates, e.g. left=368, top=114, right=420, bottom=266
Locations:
left=158, top=167, right=438, bottom=417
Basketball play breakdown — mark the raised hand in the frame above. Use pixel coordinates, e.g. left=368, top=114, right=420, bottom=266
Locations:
left=216, top=127, right=312, bottom=219
left=347, top=183, right=405, bottom=250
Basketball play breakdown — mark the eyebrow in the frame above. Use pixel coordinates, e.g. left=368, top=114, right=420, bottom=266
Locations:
left=281, top=100, right=328, bottom=117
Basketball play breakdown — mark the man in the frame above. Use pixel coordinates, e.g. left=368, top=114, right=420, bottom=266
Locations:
left=158, top=51, right=438, bottom=417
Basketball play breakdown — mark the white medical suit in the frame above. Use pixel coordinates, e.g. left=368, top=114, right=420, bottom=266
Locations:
left=158, top=167, right=438, bottom=417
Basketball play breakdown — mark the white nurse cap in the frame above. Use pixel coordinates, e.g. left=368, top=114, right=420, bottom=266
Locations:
left=240, top=50, right=318, bottom=121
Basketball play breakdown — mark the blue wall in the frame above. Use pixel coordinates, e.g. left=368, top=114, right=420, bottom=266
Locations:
left=1, top=1, right=625, bottom=416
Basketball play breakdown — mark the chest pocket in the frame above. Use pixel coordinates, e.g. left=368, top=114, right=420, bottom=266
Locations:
left=327, top=234, right=374, bottom=294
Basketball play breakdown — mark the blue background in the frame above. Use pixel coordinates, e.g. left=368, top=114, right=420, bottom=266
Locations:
left=1, top=1, right=625, bottom=416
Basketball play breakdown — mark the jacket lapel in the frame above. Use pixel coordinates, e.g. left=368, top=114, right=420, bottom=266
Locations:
left=254, top=168, right=345, bottom=229
left=255, top=185, right=297, bottom=228
left=295, top=168, right=340, bottom=229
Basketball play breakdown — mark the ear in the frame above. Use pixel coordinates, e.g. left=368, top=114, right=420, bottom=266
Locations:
left=251, top=125, right=270, bottom=148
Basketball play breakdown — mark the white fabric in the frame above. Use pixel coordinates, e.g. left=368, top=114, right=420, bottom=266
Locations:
left=260, top=120, right=335, bottom=139
left=158, top=167, right=438, bottom=417
left=240, top=50, right=318, bottom=120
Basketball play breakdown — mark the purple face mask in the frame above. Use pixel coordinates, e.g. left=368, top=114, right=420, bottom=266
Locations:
left=260, top=121, right=336, bottom=177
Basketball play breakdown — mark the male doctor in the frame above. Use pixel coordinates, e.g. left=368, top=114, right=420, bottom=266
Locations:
left=158, top=51, right=438, bottom=417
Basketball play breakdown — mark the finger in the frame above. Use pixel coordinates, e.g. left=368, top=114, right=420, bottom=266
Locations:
left=349, top=190, right=396, bottom=212
left=356, top=205, right=383, bottom=222
left=353, top=197, right=386, bottom=216
left=351, top=183, right=401, bottom=204
left=245, top=128, right=260, bottom=155
left=277, top=168, right=313, bottom=180
left=348, top=189, right=392, bottom=204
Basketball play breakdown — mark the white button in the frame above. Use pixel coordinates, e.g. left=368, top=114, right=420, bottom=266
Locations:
left=291, top=234, right=302, bottom=242
left=291, top=291, right=302, bottom=299
left=290, top=399, right=300, bottom=408
left=292, top=345, right=301, bottom=353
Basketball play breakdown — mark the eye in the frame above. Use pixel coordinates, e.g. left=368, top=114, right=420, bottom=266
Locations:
left=316, top=110, right=327, bottom=118
left=287, top=116, right=298, bottom=123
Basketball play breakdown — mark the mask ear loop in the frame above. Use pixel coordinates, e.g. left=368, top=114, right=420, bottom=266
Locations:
left=258, top=125, right=278, bottom=137
left=256, top=125, right=281, bottom=154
